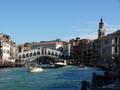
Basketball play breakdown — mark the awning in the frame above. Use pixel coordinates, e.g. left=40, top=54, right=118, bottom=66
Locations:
left=8, top=60, right=15, bottom=62
left=24, top=59, right=30, bottom=61
left=0, top=49, right=2, bottom=51
left=0, top=60, right=9, bottom=62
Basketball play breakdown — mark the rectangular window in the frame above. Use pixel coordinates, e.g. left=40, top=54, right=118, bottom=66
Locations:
left=104, top=39, right=109, bottom=44
left=115, top=37, right=117, bottom=43
left=115, top=47, right=117, bottom=53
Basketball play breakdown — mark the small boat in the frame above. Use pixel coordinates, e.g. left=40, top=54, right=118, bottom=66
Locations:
left=54, top=60, right=67, bottom=67
left=92, top=72, right=120, bottom=84
left=28, top=64, right=43, bottom=72
left=49, top=63, right=54, bottom=66
left=88, top=79, right=120, bottom=90
left=79, top=63, right=85, bottom=68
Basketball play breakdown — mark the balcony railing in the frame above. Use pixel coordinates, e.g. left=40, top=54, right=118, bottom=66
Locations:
left=112, top=43, right=119, bottom=45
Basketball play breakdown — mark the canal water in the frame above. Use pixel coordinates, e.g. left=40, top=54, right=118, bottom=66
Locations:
left=0, top=65, right=104, bottom=90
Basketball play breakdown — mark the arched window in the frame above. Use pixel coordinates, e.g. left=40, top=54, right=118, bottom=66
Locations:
left=22, top=54, right=25, bottom=58
left=26, top=53, right=29, bottom=58
left=48, top=51, right=50, bottom=55
left=34, top=52, right=36, bottom=56
left=55, top=53, right=57, bottom=56
left=30, top=53, right=32, bottom=57
left=59, top=54, right=62, bottom=57
left=52, top=52, right=54, bottom=55
left=19, top=55, right=21, bottom=59
left=37, top=51, right=40, bottom=55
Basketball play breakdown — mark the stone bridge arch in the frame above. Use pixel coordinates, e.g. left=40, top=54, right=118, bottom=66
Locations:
left=17, top=46, right=68, bottom=62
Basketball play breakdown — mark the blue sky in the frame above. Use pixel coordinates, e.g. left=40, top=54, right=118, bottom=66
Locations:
left=0, top=0, right=120, bottom=45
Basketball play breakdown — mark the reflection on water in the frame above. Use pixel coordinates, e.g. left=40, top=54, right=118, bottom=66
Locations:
left=0, top=65, right=103, bottom=90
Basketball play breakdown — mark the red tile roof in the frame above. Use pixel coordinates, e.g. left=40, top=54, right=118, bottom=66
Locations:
left=107, top=30, right=120, bottom=36
left=3, top=34, right=10, bottom=37
left=34, top=41, right=67, bottom=45
left=17, top=44, right=25, bottom=47
left=17, top=41, right=67, bottom=47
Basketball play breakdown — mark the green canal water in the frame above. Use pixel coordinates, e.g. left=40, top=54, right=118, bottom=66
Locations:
left=0, top=65, right=104, bottom=90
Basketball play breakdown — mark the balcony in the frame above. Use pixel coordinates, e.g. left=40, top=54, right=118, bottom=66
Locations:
left=112, top=43, right=119, bottom=45
left=112, top=53, right=119, bottom=56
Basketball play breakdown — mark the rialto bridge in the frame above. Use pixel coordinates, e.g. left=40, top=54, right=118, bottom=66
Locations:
left=17, top=46, right=69, bottom=64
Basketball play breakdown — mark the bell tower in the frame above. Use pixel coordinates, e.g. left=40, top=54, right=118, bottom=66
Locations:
left=98, top=18, right=105, bottom=38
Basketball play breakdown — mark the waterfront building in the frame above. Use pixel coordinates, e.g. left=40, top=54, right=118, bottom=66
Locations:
left=2, top=34, right=11, bottom=60
left=30, top=41, right=67, bottom=52
left=86, top=40, right=94, bottom=63
left=74, top=40, right=81, bottom=61
left=10, top=42, right=17, bottom=60
left=73, top=38, right=91, bottom=64
left=92, top=38, right=101, bottom=66
left=79, top=39, right=88, bottom=62
left=101, top=30, right=120, bottom=70
left=72, top=37, right=81, bottom=64
left=2, top=34, right=17, bottom=61
left=62, top=42, right=71, bottom=58
left=17, top=43, right=32, bottom=53
left=0, top=33, right=16, bottom=67
left=81, top=39, right=94, bottom=64
left=69, top=38, right=80, bottom=59
left=101, top=31, right=119, bottom=60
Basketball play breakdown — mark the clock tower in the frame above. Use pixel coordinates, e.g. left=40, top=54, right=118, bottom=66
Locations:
left=98, top=18, right=105, bottom=38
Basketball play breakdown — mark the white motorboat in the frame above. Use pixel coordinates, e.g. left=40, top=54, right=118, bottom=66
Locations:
left=54, top=60, right=67, bottom=67
left=79, top=63, right=85, bottom=68
left=28, top=64, right=43, bottom=72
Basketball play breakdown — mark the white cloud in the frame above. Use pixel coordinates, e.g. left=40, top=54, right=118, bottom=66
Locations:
left=105, top=23, right=120, bottom=28
left=80, top=32, right=98, bottom=40
left=85, top=21, right=98, bottom=25
left=66, top=21, right=120, bottom=41
left=71, top=26, right=76, bottom=28
left=105, top=28, right=118, bottom=31
left=61, top=32, right=98, bottom=41
left=104, top=23, right=120, bottom=35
